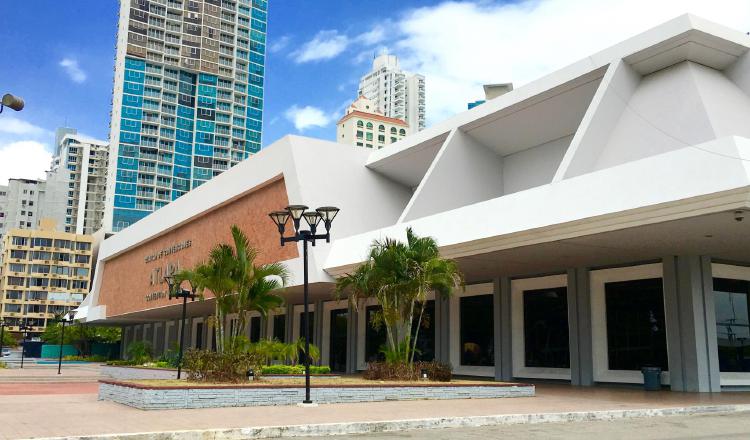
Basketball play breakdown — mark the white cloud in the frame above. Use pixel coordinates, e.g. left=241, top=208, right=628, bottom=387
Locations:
left=0, top=117, right=49, bottom=137
left=0, top=141, right=52, bottom=185
left=292, top=30, right=349, bottom=63
left=390, top=0, right=750, bottom=125
left=284, top=105, right=333, bottom=131
left=59, top=58, right=87, bottom=83
left=356, top=25, right=388, bottom=46
left=269, top=35, right=292, bottom=53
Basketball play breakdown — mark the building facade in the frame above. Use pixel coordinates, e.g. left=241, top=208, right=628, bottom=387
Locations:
left=0, top=178, right=70, bottom=246
left=104, top=0, right=268, bottom=233
left=47, top=132, right=110, bottom=235
left=358, top=54, right=426, bottom=133
left=336, top=96, right=409, bottom=149
left=0, top=219, right=93, bottom=337
left=81, top=16, right=750, bottom=392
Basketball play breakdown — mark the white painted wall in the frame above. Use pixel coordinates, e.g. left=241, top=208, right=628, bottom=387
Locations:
left=593, top=62, right=727, bottom=172
left=502, top=135, right=571, bottom=194
left=401, top=129, right=504, bottom=222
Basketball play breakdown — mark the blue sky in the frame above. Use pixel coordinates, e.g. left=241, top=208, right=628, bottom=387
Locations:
left=0, top=0, right=747, bottom=185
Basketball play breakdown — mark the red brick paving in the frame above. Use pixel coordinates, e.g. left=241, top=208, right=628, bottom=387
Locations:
left=0, top=382, right=99, bottom=395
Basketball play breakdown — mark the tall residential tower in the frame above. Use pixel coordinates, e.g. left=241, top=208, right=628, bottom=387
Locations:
left=105, top=0, right=268, bottom=232
left=48, top=132, right=110, bottom=235
left=358, top=54, right=425, bottom=134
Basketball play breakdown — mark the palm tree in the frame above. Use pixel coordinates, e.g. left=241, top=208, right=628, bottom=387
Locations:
left=336, top=227, right=463, bottom=365
left=173, top=225, right=288, bottom=353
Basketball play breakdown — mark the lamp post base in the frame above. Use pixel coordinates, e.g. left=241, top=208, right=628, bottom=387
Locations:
left=297, top=401, right=318, bottom=407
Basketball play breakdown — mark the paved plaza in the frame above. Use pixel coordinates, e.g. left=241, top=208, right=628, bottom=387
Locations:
left=1, top=365, right=750, bottom=440
left=312, top=411, right=750, bottom=440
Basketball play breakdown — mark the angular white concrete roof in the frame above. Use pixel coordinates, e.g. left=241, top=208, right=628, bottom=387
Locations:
left=82, top=14, right=750, bottom=322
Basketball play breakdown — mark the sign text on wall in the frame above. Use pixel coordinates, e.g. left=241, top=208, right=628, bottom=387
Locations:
left=144, top=240, right=192, bottom=263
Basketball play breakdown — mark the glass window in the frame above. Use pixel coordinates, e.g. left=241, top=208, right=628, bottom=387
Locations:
left=272, top=314, right=286, bottom=342
left=249, top=316, right=261, bottom=343
left=329, top=309, right=348, bottom=372
left=713, top=278, right=750, bottom=373
left=356, top=120, right=363, bottom=128
left=523, top=287, right=570, bottom=368
left=366, top=122, right=373, bottom=129
left=460, top=294, right=494, bottom=366
left=412, top=300, right=435, bottom=362
left=605, top=278, right=668, bottom=371
left=365, top=305, right=386, bottom=363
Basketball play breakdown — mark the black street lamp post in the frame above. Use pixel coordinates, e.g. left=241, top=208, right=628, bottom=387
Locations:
left=163, top=275, right=196, bottom=380
left=269, top=205, right=339, bottom=405
left=19, top=321, right=32, bottom=369
left=0, top=320, right=6, bottom=355
left=56, top=312, right=76, bottom=375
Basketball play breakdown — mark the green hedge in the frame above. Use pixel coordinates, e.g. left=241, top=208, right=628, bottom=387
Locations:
left=260, top=365, right=331, bottom=375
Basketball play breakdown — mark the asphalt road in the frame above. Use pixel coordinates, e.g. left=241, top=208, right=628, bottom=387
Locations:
left=312, top=411, right=750, bottom=440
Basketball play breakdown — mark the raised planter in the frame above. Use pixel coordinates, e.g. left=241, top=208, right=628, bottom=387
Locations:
left=98, top=380, right=535, bottom=410
left=102, top=365, right=178, bottom=380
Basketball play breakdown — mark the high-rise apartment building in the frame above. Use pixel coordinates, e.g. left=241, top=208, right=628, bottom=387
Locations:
left=105, top=0, right=268, bottom=232
left=0, top=219, right=93, bottom=337
left=48, top=132, right=110, bottom=235
left=0, top=179, right=64, bottom=246
left=358, top=54, right=425, bottom=133
left=336, top=96, right=408, bottom=149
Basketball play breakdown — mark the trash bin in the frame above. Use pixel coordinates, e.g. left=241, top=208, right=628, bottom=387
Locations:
left=641, top=367, right=662, bottom=391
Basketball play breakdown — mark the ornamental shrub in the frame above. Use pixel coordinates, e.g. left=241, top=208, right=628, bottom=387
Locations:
left=364, top=361, right=452, bottom=382
left=260, top=365, right=331, bottom=375
left=62, top=355, right=107, bottom=362
left=125, top=341, right=152, bottom=365
left=183, top=348, right=263, bottom=382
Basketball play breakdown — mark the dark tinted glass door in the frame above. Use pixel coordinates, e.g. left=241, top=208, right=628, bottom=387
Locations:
left=714, top=278, right=750, bottom=372
left=365, top=305, right=386, bottom=363
left=605, top=278, right=668, bottom=371
left=523, top=287, right=570, bottom=368
left=329, top=309, right=348, bottom=372
left=249, top=316, right=261, bottom=343
left=195, top=322, right=203, bottom=349
left=412, top=300, right=435, bottom=362
left=460, top=294, right=494, bottom=366
left=272, top=314, right=286, bottom=342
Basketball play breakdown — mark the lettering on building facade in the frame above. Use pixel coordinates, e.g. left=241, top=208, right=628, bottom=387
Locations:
left=144, top=240, right=192, bottom=263
left=144, top=239, right=191, bottom=302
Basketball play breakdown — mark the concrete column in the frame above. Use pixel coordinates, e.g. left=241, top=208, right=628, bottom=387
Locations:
left=568, top=267, right=594, bottom=386
left=492, top=278, right=502, bottom=381
left=662, top=256, right=720, bottom=392
left=314, top=300, right=324, bottom=366
left=259, top=316, right=268, bottom=339
left=497, top=277, right=513, bottom=381
left=120, top=326, right=129, bottom=359
left=346, top=303, right=358, bottom=373
left=285, top=303, right=294, bottom=343
left=315, top=299, right=324, bottom=347
left=434, top=294, right=450, bottom=364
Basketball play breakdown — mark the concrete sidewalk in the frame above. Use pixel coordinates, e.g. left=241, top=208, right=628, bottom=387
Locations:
left=2, top=384, right=750, bottom=439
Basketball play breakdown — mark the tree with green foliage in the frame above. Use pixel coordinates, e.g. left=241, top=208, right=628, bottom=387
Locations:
left=1, top=331, right=17, bottom=348
left=336, top=227, right=464, bottom=365
left=41, top=322, right=121, bottom=351
left=173, top=225, right=287, bottom=353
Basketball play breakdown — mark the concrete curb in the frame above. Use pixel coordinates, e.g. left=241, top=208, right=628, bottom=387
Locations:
left=26, top=404, right=750, bottom=440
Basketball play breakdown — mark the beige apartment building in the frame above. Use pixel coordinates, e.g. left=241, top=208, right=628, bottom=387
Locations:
left=0, top=219, right=93, bottom=337
left=336, top=96, right=409, bottom=150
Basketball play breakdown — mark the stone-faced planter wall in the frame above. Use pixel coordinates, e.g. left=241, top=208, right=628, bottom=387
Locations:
left=99, top=380, right=535, bottom=410
left=102, top=365, right=178, bottom=380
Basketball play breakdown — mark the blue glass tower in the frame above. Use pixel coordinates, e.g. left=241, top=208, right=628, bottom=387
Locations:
left=106, top=0, right=267, bottom=232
